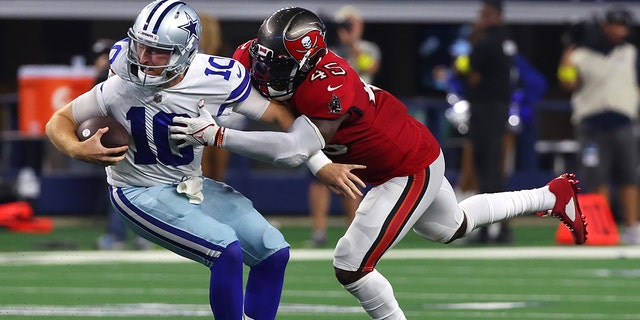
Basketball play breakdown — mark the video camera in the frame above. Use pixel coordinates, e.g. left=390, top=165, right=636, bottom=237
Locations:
left=337, top=20, right=353, bottom=31
left=561, top=17, right=602, bottom=47
left=561, top=6, right=634, bottom=48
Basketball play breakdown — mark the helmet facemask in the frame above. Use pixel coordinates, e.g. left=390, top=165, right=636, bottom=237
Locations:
left=249, top=42, right=307, bottom=101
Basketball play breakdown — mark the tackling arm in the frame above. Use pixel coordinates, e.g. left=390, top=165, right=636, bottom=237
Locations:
left=222, top=115, right=326, bottom=167
left=242, top=98, right=333, bottom=173
left=170, top=100, right=366, bottom=197
left=170, top=105, right=325, bottom=168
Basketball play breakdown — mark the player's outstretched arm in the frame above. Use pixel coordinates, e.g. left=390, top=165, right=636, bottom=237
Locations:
left=170, top=101, right=325, bottom=168
left=304, top=150, right=366, bottom=198
left=316, top=162, right=366, bottom=199
left=258, top=100, right=296, bottom=131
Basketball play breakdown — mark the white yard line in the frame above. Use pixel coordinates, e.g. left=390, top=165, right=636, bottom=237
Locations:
left=0, top=303, right=364, bottom=317
left=2, top=246, right=639, bottom=318
left=1, top=246, right=640, bottom=266
left=2, top=303, right=640, bottom=318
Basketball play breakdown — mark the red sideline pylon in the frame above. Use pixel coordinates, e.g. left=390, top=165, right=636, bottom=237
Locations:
left=556, top=193, right=619, bottom=245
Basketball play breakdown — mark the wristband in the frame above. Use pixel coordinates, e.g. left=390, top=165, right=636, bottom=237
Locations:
left=306, top=150, right=332, bottom=176
left=214, top=127, right=225, bottom=148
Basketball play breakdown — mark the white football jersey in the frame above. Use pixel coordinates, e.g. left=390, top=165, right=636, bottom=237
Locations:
left=72, top=38, right=268, bottom=187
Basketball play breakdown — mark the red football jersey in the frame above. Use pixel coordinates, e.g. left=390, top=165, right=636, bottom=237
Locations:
left=233, top=39, right=253, bottom=68
left=234, top=43, right=441, bottom=185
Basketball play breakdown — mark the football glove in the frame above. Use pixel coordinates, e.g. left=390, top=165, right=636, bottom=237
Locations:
left=170, top=99, right=225, bottom=148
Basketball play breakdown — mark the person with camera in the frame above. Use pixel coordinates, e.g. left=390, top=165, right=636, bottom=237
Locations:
left=558, top=6, right=640, bottom=245
left=331, top=5, right=381, bottom=84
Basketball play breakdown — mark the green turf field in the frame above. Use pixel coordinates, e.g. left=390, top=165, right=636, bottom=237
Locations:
left=1, top=217, right=639, bottom=319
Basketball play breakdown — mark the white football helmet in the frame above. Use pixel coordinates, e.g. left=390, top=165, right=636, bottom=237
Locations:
left=126, top=0, right=201, bottom=86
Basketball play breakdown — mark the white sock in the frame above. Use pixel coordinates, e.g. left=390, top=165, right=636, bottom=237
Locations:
left=342, top=269, right=406, bottom=320
left=459, top=186, right=555, bottom=234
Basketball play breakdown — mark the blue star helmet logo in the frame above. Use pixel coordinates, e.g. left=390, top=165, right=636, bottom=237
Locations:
left=179, top=13, right=199, bottom=42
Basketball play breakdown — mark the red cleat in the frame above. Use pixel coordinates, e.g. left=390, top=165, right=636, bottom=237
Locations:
left=538, top=173, right=588, bottom=245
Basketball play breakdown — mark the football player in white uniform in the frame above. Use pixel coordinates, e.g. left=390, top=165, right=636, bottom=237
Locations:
left=45, top=1, right=363, bottom=319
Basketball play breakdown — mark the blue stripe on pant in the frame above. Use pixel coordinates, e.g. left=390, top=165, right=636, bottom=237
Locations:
left=109, top=178, right=289, bottom=267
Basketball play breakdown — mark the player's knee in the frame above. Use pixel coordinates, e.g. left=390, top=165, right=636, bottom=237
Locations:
left=334, top=235, right=352, bottom=262
left=413, top=212, right=468, bottom=244
left=212, top=240, right=243, bottom=268
left=261, top=226, right=288, bottom=251
left=244, top=226, right=289, bottom=267
left=413, top=224, right=456, bottom=244
left=256, top=246, right=290, bottom=271
left=446, top=218, right=468, bottom=243
left=334, top=267, right=367, bottom=285
left=333, top=236, right=368, bottom=285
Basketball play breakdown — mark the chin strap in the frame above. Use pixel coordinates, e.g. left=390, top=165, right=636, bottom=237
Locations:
left=298, top=49, right=315, bottom=72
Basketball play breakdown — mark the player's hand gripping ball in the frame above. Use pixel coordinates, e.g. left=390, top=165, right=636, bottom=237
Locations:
left=76, top=116, right=130, bottom=155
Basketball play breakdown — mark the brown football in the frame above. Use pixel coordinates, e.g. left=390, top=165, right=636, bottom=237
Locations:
left=76, top=116, right=130, bottom=150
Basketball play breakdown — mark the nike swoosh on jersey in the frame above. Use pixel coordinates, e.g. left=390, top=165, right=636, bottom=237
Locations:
left=327, top=84, right=343, bottom=92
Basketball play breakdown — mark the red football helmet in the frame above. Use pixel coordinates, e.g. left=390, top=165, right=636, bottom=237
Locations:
left=249, top=7, right=328, bottom=101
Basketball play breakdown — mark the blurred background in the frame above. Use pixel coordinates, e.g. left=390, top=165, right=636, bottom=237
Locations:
left=0, top=0, right=637, bottom=223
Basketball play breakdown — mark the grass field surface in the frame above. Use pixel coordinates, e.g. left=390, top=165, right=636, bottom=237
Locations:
left=0, top=217, right=639, bottom=319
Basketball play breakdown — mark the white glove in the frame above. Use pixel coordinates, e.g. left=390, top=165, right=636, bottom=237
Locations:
left=170, top=99, right=225, bottom=148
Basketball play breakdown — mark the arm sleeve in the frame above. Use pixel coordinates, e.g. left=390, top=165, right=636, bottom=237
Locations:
left=71, top=84, right=106, bottom=124
left=221, top=115, right=325, bottom=168
left=231, top=87, right=269, bottom=121
left=305, top=150, right=332, bottom=175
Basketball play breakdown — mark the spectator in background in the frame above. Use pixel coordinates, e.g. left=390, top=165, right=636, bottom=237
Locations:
left=453, top=0, right=517, bottom=244
left=92, top=38, right=153, bottom=250
left=91, top=39, right=114, bottom=83
left=331, top=5, right=381, bottom=84
left=307, top=4, right=381, bottom=247
left=558, top=5, right=640, bottom=245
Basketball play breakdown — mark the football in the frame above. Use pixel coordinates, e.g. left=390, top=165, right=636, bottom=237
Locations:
left=76, top=116, right=130, bottom=150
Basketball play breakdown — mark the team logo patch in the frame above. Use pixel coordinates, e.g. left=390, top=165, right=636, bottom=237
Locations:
left=301, top=36, right=312, bottom=49
left=178, top=12, right=199, bottom=42
left=284, top=30, right=326, bottom=61
left=328, top=94, right=342, bottom=114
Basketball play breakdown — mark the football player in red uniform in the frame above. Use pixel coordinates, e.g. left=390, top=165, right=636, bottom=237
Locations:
left=171, top=7, right=587, bottom=319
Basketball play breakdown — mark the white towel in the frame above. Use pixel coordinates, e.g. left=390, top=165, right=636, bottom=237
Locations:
left=176, top=176, right=204, bottom=204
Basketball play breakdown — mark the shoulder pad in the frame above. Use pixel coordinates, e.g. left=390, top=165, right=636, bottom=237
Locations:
left=108, top=38, right=131, bottom=79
